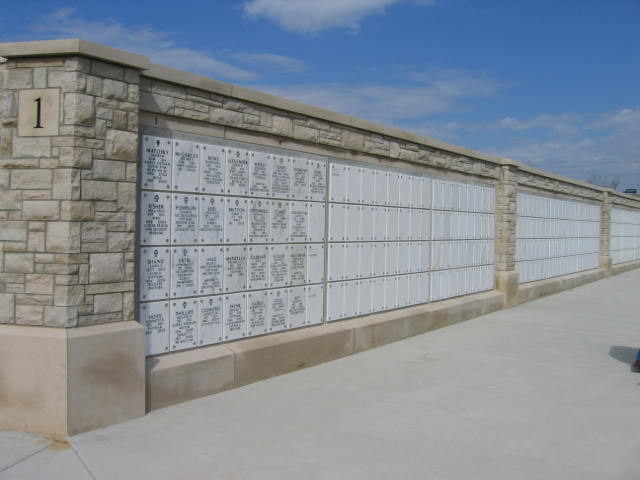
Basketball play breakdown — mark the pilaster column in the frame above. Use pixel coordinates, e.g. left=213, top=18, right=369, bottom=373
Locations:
left=494, top=163, right=520, bottom=307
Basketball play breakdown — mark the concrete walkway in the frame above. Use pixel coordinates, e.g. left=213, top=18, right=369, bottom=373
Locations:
left=2, top=269, right=639, bottom=480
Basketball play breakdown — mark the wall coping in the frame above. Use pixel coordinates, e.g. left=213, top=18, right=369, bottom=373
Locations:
left=1, top=38, right=639, bottom=205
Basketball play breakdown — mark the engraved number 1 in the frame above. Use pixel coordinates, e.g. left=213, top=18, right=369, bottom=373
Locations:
left=34, top=97, right=43, bottom=128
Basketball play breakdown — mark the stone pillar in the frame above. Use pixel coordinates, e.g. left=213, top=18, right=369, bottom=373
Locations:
left=0, top=40, right=151, bottom=435
left=494, top=162, right=520, bottom=307
left=599, top=191, right=612, bottom=276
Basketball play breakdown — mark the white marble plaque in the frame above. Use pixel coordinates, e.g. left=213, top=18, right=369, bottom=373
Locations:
left=199, top=246, right=224, bottom=295
left=421, top=210, right=431, bottom=241
left=345, top=205, right=361, bottom=241
left=409, top=242, right=422, bottom=273
left=418, top=272, right=430, bottom=303
left=269, top=289, right=289, bottom=332
left=172, top=194, right=199, bottom=244
left=373, top=207, right=386, bottom=241
left=142, top=136, right=172, bottom=190
left=422, top=178, right=432, bottom=209
left=408, top=274, right=421, bottom=305
left=271, top=156, right=291, bottom=198
left=171, top=247, right=199, bottom=298
left=141, top=192, right=171, bottom=245
left=329, top=204, right=346, bottom=241
left=309, top=160, right=327, bottom=201
left=225, top=197, right=248, bottom=243
left=398, top=242, right=411, bottom=274
left=399, top=174, right=412, bottom=207
left=270, top=201, right=290, bottom=243
left=140, top=247, right=171, bottom=301
left=387, top=207, right=399, bottom=241
left=330, top=163, right=347, bottom=203
left=289, top=286, right=307, bottom=328
left=224, top=292, right=247, bottom=340
left=346, top=167, right=362, bottom=204
left=289, top=244, right=307, bottom=286
left=247, top=245, right=269, bottom=290
left=410, top=209, right=422, bottom=241
left=200, top=144, right=225, bottom=194
left=385, top=276, right=398, bottom=309
left=291, top=158, right=309, bottom=200
left=307, top=284, right=324, bottom=325
left=290, top=201, right=308, bottom=241
left=411, top=177, right=423, bottom=208
left=358, top=279, right=372, bottom=315
left=269, top=244, right=289, bottom=288
left=397, top=274, right=410, bottom=308
left=225, top=148, right=250, bottom=195
left=344, top=280, right=359, bottom=318
left=344, top=243, right=360, bottom=280
left=250, top=152, right=271, bottom=197
left=388, top=173, right=400, bottom=206
left=249, top=199, right=270, bottom=243
left=306, top=244, right=325, bottom=284
left=387, top=242, right=399, bottom=275
left=374, top=170, right=388, bottom=205
left=140, top=301, right=170, bottom=355
left=199, top=196, right=224, bottom=244
left=372, top=243, right=386, bottom=277
left=329, top=243, right=345, bottom=281
left=371, top=278, right=386, bottom=312
left=327, top=282, right=345, bottom=322
left=224, top=246, right=247, bottom=293
left=361, top=168, right=376, bottom=205
left=170, top=298, right=198, bottom=351
left=308, top=202, right=325, bottom=242
left=199, top=295, right=223, bottom=345
left=361, top=206, right=374, bottom=241
left=399, top=208, right=412, bottom=241
left=247, top=291, right=268, bottom=337
left=172, top=140, right=200, bottom=192
left=359, top=242, right=374, bottom=278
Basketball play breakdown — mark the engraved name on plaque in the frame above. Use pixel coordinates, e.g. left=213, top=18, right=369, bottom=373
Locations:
left=309, top=160, right=326, bottom=201
left=200, top=144, right=225, bottom=194
left=290, top=201, right=308, bottom=241
left=291, top=158, right=309, bottom=200
left=140, top=247, right=170, bottom=301
left=225, top=197, right=248, bottom=244
left=269, top=289, right=289, bottom=332
left=224, top=292, right=246, bottom=340
left=306, top=284, right=324, bottom=325
left=199, top=296, right=223, bottom=345
left=247, top=291, right=268, bottom=337
left=250, top=152, right=271, bottom=197
left=289, top=244, right=307, bottom=286
left=199, top=196, right=224, bottom=244
left=142, top=136, right=172, bottom=190
left=288, top=286, right=306, bottom=328
left=269, top=244, right=289, bottom=288
left=172, top=194, right=198, bottom=244
left=249, top=199, right=270, bottom=243
left=271, top=156, right=291, bottom=198
left=171, top=247, right=199, bottom=298
left=247, top=245, right=269, bottom=290
left=172, top=140, right=200, bottom=192
left=270, top=201, right=289, bottom=243
left=170, top=299, right=198, bottom=351
left=225, top=148, right=250, bottom=195
left=199, top=246, right=224, bottom=295
left=224, top=246, right=247, bottom=293
left=306, top=244, right=324, bottom=284
left=140, top=301, right=170, bottom=355
left=141, top=192, right=171, bottom=245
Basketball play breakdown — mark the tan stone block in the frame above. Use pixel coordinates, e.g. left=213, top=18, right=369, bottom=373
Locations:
left=0, top=221, right=27, bottom=241
left=210, top=107, right=242, bottom=126
left=22, top=200, right=60, bottom=220
left=11, top=136, right=52, bottom=158
left=5, top=68, right=33, bottom=89
left=25, top=274, right=54, bottom=295
left=52, top=168, right=81, bottom=200
left=11, top=169, right=52, bottom=189
left=0, top=170, right=10, bottom=189
left=108, top=232, right=134, bottom=252
left=54, top=284, right=85, bottom=307
left=94, top=159, right=126, bottom=181
left=15, top=294, right=52, bottom=306
left=5, top=253, right=33, bottom=273
left=102, top=79, right=127, bottom=100
left=47, top=70, right=86, bottom=92
left=105, top=129, right=137, bottom=161
left=82, top=223, right=107, bottom=243
left=27, top=231, right=45, bottom=251
left=117, top=182, right=136, bottom=212
left=93, top=293, right=122, bottom=314
left=60, top=201, right=94, bottom=221
left=46, top=221, right=81, bottom=253
left=42, top=305, right=78, bottom=327
left=0, top=293, right=15, bottom=323
left=81, top=180, right=117, bottom=201
left=89, top=253, right=125, bottom=283
left=15, top=305, right=44, bottom=325
left=59, top=146, right=92, bottom=168
left=85, top=281, right=133, bottom=295
left=0, top=188, right=22, bottom=212
left=63, top=93, right=95, bottom=126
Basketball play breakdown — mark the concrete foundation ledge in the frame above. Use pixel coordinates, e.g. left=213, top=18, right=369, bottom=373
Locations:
left=611, top=259, right=640, bottom=275
left=518, top=268, right=605, bottom=305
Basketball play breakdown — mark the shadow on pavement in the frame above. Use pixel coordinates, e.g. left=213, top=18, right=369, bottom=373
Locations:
left=609, top=346, right=640, bottom=372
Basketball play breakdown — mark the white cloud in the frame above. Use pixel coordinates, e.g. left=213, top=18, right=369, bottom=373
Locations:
left=232, top=52, right=307, bottom=73
left=243, top=0, right=437, bottom=34
left=31, top=9, right=259, bottom=81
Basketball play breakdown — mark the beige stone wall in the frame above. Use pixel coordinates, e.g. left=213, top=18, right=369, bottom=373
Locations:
left=0, top=55, right=139, bottom=327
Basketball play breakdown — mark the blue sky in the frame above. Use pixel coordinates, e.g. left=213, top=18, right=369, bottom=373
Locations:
left=3, top=0, right=640, bottom=190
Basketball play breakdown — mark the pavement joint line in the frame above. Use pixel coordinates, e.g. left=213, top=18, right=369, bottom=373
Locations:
left=0, top=441, right=54, bottom=474
left=70, top=441, right=98, bottom=480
